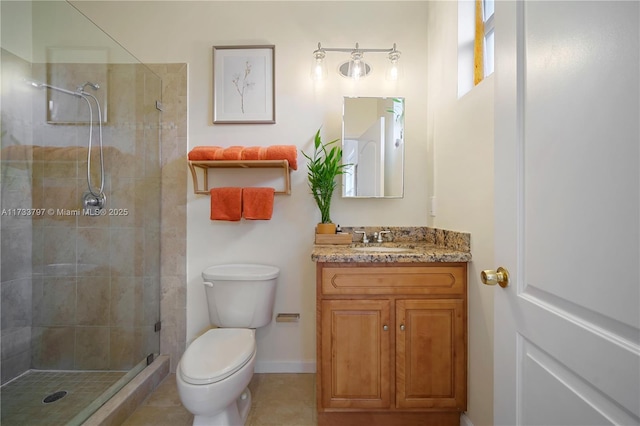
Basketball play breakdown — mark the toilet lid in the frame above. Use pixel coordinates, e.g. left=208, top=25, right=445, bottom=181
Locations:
left=180, top=329, right=256, bottom=385
left=202, top=264, right=280, bottom=281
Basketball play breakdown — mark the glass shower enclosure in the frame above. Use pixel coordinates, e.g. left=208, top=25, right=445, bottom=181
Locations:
left=1, top=1, right=161, bottom=423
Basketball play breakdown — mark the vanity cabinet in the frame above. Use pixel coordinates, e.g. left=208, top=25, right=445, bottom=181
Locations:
left=316, top=262, right=467, bottom=426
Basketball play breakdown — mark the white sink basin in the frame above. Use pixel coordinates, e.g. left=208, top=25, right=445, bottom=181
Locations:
left=352, top=246, right=415, bottom=253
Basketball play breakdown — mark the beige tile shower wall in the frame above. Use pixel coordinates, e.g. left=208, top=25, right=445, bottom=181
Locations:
left=0, top=52, right=174, bottom=380
left=146, top=64, right=188, bottom=373
left=24, top=62, right=161, bottom=371
left=0, top=49, right=35, bottom=383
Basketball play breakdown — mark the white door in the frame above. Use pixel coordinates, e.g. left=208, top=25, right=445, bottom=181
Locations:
left=492, top=1, right=639, bottom=425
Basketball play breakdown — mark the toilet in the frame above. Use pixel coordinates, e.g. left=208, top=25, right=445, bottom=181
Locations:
left=176, top=263, right=279, bottom=426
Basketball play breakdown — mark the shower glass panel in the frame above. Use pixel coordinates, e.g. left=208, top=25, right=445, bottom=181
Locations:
left=1, top=1, right=161, bottom=424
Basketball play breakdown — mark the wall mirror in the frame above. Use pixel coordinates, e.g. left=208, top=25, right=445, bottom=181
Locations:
left=342, top=97, right=405, bottom=198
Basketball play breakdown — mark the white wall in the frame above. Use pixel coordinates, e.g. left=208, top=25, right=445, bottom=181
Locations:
left=0, top=1, right=33, bottom=61
left=73, top=1, right=431, bottom=373
left=426, top=2, right=494, bottom=426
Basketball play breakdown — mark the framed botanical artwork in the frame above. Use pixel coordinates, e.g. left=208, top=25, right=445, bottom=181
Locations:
left=212, top=45, right=275, bottom=124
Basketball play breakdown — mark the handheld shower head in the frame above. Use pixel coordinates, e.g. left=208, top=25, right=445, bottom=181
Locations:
left=78, top=82, right=100, bottom=92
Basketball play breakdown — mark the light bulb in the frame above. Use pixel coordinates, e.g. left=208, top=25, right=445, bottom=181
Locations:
left=351, top=60, right=362, bottom=80
left=348, top=51, right=364, bottom=80
left=310, top=49, right=327, bottom=81
left=386, top=46, right=401, bottom=81
left=386, top=60, right=399, bottom=81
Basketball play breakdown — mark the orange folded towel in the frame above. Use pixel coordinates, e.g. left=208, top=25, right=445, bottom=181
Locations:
left=188, top=146, right=223, bottom=161
left=241, top=146, right=261, bottom=160
left=258, top=147, right=268, bottom=160
left=222, top=146, right=243, bottom=160
left=266, top=145, right=298, bottom=170
left=242, top=187, right=275, bottom=220
left=210, top=187, right=242, bottom=221
left=213, top=148, right=226, bottom=160
left=189, top=145, right=297, bottom=169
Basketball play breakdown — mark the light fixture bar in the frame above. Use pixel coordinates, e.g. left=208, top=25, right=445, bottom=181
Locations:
left=313, top=42, right=398, bottom=54
left=311, top=42, right=401, bottom=81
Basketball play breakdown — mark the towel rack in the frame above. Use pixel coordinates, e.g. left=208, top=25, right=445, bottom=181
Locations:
left=188, top=160, right=291, bottom=195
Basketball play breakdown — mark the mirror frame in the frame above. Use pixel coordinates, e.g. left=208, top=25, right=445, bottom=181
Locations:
left=341, top=96, right=405, bottom=198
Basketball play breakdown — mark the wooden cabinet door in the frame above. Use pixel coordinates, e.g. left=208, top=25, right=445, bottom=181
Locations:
left=320, top=299, right=391, bottom=409
left=396, top=299, right=466, bottom=410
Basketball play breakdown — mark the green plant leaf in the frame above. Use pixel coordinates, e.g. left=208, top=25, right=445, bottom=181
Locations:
left=302, top=128, right=350, bottom=224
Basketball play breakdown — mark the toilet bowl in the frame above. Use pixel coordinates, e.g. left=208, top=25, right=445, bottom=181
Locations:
left=177, top=328, right=256, bottom=425
left=176, top=264, right=279, bottom=426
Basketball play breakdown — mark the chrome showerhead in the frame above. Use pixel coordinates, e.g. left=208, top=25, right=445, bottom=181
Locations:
left=77, top=82, right=100, bottom=92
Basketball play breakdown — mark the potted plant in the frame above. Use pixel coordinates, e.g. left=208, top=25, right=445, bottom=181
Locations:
left=302, top=128, right=349, bottom=234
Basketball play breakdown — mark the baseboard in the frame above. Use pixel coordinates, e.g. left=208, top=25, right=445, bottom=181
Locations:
left=254, top=359, right=316, bottom=373
left=460, top=413, right=474, bottom=426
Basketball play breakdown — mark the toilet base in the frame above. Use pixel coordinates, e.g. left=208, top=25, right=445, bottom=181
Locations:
left=193, top=387, right=252, bottom=426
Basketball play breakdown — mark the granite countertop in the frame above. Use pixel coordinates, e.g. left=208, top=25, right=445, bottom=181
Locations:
left=311, top=226, right=472, bottom=263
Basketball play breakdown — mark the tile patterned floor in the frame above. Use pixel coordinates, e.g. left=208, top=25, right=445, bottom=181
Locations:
left=0, top=370, right=125, bottom=425
left=122, top=373, right=316, bottom=426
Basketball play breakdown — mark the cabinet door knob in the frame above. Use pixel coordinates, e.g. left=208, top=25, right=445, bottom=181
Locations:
left=399, top=324, right=405, bottom=331
left=383, top=325, right=389, bottom=331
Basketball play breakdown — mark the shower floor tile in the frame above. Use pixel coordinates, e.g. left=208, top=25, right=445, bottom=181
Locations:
left=1, top=370, right=125, bottom=425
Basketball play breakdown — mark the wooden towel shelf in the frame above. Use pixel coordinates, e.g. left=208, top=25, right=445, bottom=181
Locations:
left=188, top=160, right=292, bottom=195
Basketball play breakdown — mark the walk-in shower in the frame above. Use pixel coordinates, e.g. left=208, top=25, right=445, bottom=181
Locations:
left=1, top=1, right=162, bottom=424
left=28, top=79, right=108, bottom=213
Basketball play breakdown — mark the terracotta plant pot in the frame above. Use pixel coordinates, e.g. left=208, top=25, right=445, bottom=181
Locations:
left=316, top=223, right=337, bottom=234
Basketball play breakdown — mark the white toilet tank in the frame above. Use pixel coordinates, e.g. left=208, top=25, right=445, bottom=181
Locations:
left=202, top=263, right=279, bottom=328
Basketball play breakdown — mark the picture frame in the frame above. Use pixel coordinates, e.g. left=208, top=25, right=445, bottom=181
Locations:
left=46, top=47, right=109, bottom=124
left=212, top=45, right=275, bottom=124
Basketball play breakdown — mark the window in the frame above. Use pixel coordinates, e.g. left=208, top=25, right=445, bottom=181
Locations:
left=482, top=0, right=495, bottom=78
left=474, top=0, right=495, bottom=84
left=458, top=0, right=494, bottom=97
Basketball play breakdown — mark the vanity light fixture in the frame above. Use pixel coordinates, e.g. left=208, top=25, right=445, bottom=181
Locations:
left=311, top=42, right=401, bottom=81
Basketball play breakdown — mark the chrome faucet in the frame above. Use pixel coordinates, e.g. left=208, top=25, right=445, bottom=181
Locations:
left=375, top=230, right=391, bottom=243
left=354, top=230, right=369, bottom=244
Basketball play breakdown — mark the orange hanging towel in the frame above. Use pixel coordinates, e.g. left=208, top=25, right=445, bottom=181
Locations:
left=210, top=187, right=242, bottom=221
left=242, top=187, right=275, bottom=220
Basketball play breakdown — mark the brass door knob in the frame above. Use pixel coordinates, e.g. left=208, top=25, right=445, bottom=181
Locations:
left=481, top=267, right=510, bottom=288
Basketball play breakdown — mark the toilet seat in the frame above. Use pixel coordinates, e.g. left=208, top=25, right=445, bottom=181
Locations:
left=179, top=328, right=256, bottom=385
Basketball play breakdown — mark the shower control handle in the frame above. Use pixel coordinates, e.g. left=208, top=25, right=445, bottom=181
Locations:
left=82, top=191, right=107, bottom=215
